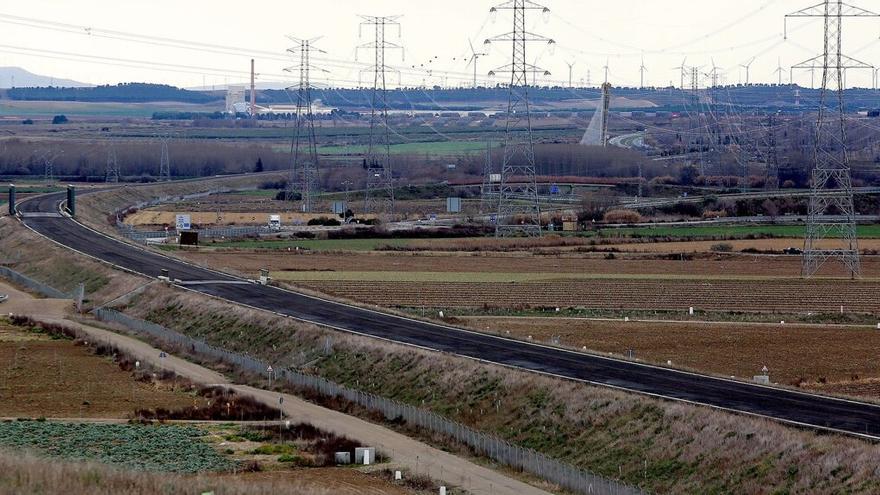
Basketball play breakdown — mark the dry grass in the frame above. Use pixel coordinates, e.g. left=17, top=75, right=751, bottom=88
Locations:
left=124, top=284, right=880, bottom=494
left=76, top=172, right=286, bottom=233
left=0, top=217, right=146, bottom=305
left=0, top=451, right=338, bottom=495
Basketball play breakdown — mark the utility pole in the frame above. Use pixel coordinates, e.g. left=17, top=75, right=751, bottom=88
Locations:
left=250, top=59, right=257, bottom=118
left=285, top=36, right=327, bottom=213
left=358, top=15, right=402, bottom=217
left=786, top=0, right=879, bottom=278
left=105, top=145, right=120, bottom=183
left=485, top=0, right=554, bottom=237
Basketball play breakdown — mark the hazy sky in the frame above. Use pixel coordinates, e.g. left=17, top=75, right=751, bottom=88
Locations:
left=1, top=0, right=879, bottom=90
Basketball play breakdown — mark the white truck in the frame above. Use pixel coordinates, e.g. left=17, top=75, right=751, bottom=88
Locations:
left=268, top=214, right=282, bottom=231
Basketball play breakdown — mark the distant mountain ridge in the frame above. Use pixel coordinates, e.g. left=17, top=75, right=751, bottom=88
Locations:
left=0, top=67, right=91, bottom=89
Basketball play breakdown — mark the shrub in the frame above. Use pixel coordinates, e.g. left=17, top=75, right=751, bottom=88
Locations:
left=710, top=243, right=734, bottom=252
left=602, top=209, right=642, bottom=224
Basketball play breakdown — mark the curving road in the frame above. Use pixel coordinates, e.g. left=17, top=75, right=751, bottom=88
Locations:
left=17, top=191, right=880, bottom=440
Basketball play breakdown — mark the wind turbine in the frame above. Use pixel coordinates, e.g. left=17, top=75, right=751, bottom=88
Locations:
left=639, top=57, right=648, bottom=89
left=772, top=57, right=785, bottom=86
left=672, top=57, right=688, bottom=90
left=465, top=39, right=488, bottom=89
left=565, top=60, right=576, bottom=88
left=603, top=58, right=610, bottom=84
left=740, top=57, right=756, bottom=85
left=704, top=58, right=720, bottom=88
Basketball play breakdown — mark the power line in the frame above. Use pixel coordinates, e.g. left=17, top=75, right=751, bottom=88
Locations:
left=787, top=0, right=880, bottom=278
left=486, top=0, right=554, bottom=237
left=358, top=15, right=403, bottom=216
left=285, top=36, right=327, bottom=213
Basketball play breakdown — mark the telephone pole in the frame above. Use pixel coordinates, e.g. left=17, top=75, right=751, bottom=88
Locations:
left=485, top=0, right=554, bottom=237
left=285, top=36, right=327, bottom=213
left=358, top=15, right=402, bottom=217
left=786, top=0, right=879, bottom=278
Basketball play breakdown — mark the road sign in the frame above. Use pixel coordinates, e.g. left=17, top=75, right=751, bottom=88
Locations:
left=175, top=214, right=191, bottom=230
left=489, top=173, right=502, bottom=183
left=331, top=201, right=346, bottom=215
left=446, top=197, right=462, bottom=213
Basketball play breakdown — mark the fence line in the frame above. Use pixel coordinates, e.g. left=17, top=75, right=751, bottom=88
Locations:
left=114, top=187, right=266, bottom=242
left=93, top=307, right=644, bottom=495
left=0, top=266, right=70, bottom=299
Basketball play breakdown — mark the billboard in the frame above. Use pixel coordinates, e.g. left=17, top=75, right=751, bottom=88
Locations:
left=175, top=214, right=192, bottom=231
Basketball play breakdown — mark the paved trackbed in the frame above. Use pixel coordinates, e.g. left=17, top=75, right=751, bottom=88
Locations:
left=17, top=191, right=880, bottom=440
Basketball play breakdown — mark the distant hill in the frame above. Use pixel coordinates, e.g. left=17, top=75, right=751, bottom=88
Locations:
left=0, top=67, right=90, bottom=89
left=6, top=83, right=220, bottom=104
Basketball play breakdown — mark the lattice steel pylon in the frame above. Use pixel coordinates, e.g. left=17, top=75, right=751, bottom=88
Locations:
left=156, top=134, right=172, bottom=182
left=35, top=148, right=62, bottom=184
left=285, top=36, right=327, bottom=213
left=786, top=0, right=879, bottom=278
left=485, top=0, right=554, bottom=237
left=105, top=145, right=120, bottom=183
left=480, top=142, right=497, bottom=214
left=358, top=15, right=402, bottom=217
left=765, top=113, right=780, bottom=190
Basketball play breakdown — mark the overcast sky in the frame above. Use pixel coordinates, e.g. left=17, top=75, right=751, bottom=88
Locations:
left=1, top=0, right=879, bottom=90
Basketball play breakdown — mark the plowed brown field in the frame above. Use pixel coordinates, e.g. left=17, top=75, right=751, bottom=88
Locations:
left=458, top=316, right=880, bottom=397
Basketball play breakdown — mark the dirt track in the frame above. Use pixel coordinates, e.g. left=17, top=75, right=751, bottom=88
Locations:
left=1, top=281, right=552, bottom=495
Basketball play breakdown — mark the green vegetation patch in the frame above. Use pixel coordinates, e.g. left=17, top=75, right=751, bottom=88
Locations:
left=0, top=421, right=234, bottom=473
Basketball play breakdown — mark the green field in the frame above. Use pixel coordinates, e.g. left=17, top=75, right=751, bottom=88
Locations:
left=599, top=224, right=880, bottom=239
left=0, top=421, right=233, bottom=473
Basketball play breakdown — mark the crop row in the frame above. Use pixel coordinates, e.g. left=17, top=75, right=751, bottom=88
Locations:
left=0, top=421, right=233, bottom=473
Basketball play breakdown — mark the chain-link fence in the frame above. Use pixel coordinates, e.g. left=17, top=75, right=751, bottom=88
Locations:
left=93, top=307, right=645, bottom=495
left=0, top=266, right=70, bottom=299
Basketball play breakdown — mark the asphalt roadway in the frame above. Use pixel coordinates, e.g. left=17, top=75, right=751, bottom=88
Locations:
left=18, top=192, right=880, bottom=439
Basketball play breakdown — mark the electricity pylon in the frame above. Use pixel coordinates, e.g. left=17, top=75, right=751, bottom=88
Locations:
left=155, top=134, right=172, bottom=182
left=485, top=0, right=554, bottom=237
left=786, top=0, right=879, bottom=278
left=105, top=145, right=120, bottom=183
left=765, top=113, right=780, bottom=190
left=285, top=36, right=327, bottom=213
left=480, top=142, right=496, bottom=214
left=36, top=148, right=62, bottom=184
left=358, top=15, right=402, bottom=217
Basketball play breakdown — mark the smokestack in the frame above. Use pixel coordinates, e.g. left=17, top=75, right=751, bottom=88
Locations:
left=250, top=58, right=256, bottom=118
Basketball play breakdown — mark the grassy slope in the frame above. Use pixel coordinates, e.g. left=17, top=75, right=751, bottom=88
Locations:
left=6, top=197, right=880, bottom=493
left=126, top=286, right=880, bottom=495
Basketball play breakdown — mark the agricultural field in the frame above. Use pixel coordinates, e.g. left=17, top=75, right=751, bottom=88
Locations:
left=0, top=421, right=233, bottom=473
left=599, top=224, right=880, bottom=239
left=457, top=317, right=880, bottom=397
left=0, top=320, right=206, bottom=418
